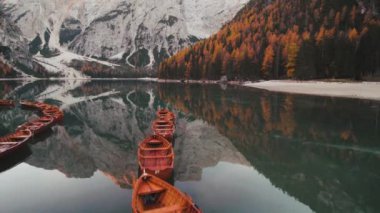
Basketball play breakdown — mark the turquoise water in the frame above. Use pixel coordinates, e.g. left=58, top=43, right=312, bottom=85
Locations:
left=0, top=80, right=379, bottom=213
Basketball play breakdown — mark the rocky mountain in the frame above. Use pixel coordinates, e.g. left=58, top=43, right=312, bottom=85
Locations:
left=3, top=0, right=248, bottom=69
left=0, top=6, right=53, bottom=78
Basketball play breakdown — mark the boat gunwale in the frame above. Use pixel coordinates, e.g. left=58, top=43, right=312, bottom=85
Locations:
left=138, top=146, right=172, bottom=151
left=138, top=153, right=174, bottom=159
left=132, top=174, right=201, bottom=213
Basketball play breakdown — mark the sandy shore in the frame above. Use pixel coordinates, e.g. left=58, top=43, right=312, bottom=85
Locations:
left=244, top=80, right=380, bottom=101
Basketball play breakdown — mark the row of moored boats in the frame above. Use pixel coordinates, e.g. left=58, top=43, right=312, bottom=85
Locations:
left=0, top=99, right=63, bottom=158
left=1, top=100, right=200, bottom=212
left=133, top=109, right=201, bottom=213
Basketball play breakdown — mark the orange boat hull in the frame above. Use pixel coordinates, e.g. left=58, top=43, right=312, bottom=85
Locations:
left=138, top=135, right=174, bottom=181
left=132, top=174, right=201, bottom=213
left=20, top=100, right=64, bottom=124
left=0, top=142, right=28, bottom=159
left=156, top=109, right=176, bottom=121
left=152, top=130, right=174, bottom=143
left=152, top=117, right=175, bottom=143
left=1, top=100, right=63, bottom=158
left=18, top=122, right=48, bottom=135
left=0, top=130, right=32, bottom=159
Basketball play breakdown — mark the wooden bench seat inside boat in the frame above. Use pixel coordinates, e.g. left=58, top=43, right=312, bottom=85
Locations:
left=147, top=139, right=163, bottom=145
left=154, top=129, right=173, bottom=132
left=140, top=154, right=172, bottom=159
left=144, top=204, right=185, bottom=213
left=154, top=127, right=173, bottom=131
left=154, top=124, right=173, bottom=127
left=138, top=182, right=166, bottom=196
left=140, top=146, right=170, bottom=151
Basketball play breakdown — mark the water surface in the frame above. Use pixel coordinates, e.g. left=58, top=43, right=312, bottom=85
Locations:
left=0, top=80, right=379, bottom=213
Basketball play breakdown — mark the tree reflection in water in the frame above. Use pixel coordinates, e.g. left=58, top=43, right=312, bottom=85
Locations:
left=158, top=83, right=380, bottom=213
left=1, top=80, right=379, bottom=212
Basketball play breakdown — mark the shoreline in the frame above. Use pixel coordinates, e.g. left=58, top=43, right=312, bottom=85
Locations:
left=1, top=78, right=380, bottom=101
left=243, top=80, right=380, bottom=101
left=0, top=77, right=158, bottom=81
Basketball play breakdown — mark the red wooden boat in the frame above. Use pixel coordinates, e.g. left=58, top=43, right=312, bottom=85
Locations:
left=35, top=102, right=51, bottom=109
left=36, top=116, right=55, bottom=129
left=42, top=108, right=64, bottom=123
left=156, top=109, right=171, bottom=118
left=20, top=100, right=38, bottom=109
left=0, top=129, right=32, bottom=158
left=132, top=173, right=201, bottom=213
left=156, top=109, right=176, bottom=124
left=152, top=119, right=174, bottom=129
left=152, top=119, right=175, bottom=142
left=0, top=99, right=15, bottom=107
left=20, top=101, right=55, bottom=112
left=138, top=135, right=174, bottom=181
left=17, top=122, right=45, bottom=135
left=21, top=100, right=62, bottom=116
left=163, top=112, right=176, bottom=124
left=17, top=116, right=54, bottom=135
left=20, top=100, right=64, bottom=128
left=0, top=100, right=63, bottom=159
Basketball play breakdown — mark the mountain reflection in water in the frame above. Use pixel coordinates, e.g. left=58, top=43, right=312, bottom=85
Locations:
left=0, top=80, right=379, bottom=213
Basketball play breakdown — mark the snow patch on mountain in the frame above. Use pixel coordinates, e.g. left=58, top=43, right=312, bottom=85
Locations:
left=183, top=0, right=249, bottom=38
left=32, top=48, right=120, bottom=78
left=3, top=0, right=248, bottom=68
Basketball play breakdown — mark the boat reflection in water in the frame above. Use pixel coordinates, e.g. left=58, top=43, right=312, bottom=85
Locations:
left=0, top=80, right=379, bottom=213
left=0, top=146, right=31, bottom=173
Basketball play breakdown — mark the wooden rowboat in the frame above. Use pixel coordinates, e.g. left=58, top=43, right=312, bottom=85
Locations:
left=42, top=109, right=64, bottom=122
left=20, top=100, right=38, bottom=109
left=156, top=109, right=176, bottom=124
left=156, top=109, right=173, bottom=118
left=20, top=101, right=49, bottom=109
left=152, top=119, right=175, bottom=142
left=1, top=100, right=63, bottom=159
left=156, top=108, right=170, bottom=116
left=138, top=135, right=174, bottom=181
left=17, top=116, right=54, bottom=135
left=152, top=129, right=174, bottom=144
left=0, top=99, right=15, bottom=107
left=20, top=100, right=64, bottom=131
left=36, top=116, right=55, bottom=129
left=21, top=100, right=64, bottom=122
left=17, top=122, right=46, bottom=135
left=35, top=102, right=51, bottom=109
left=162, top=113, right=176, bottom=124
left=152, top=120, right=175, bottom=132
left=0, top=129, right=32, bottom=158
left=22, top=101, right=63, bottom=122
left=132, top=173, right=201, bottom=213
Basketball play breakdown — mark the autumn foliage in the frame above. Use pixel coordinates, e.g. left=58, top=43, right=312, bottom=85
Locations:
left=0, top=58, right=14, bottom=77
left=159, top=0, right=380, bottom=80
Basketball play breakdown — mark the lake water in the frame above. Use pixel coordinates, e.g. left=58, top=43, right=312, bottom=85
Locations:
left=0, top=80, right=379, bottom=213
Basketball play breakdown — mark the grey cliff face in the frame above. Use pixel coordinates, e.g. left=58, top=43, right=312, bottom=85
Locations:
left=3, top=0, right=248, bottom=68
